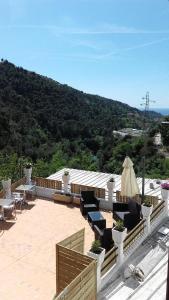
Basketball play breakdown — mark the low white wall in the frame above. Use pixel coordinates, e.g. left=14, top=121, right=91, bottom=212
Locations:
left=99, top=198, right=112, bottom=211
left=36, top=186, right=62, bottom=199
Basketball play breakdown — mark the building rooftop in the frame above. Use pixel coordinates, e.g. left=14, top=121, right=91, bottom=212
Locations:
left=113, top=128, right=143, bottom=137
left=0, top=197, right=113, bottom=300
left=48, top=168, right=163, bottom=200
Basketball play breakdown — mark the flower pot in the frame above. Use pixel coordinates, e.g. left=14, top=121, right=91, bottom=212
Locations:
left=161, top=188, right=169, bottom=201
left=141, top=204, right=153, bottom=219
left=62, top=174, right=70, bottom=193
left=107, top=180, right=115, bottom=191
left=24, top=167, right=32, bottom=185
left=112, top=227, right=127, bottom=246
left=87, top=247, right=105, bottom=292
left=87, top=247, right=105, bottom=265
left=2, top=179, right=11, bottom=199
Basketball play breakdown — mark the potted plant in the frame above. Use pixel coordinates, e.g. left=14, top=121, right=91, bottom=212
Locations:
left=24, top=163, right=32, bottom=185
left=114, top=220, right=125, bottom=231
left=141, top=197, right=153, bottom=218
left=87, top=240, right=105, bottom=292
left=107, top=177, right=115, bottom=191
left=62, top=170, right=70, bottom=193
left=161, top=182, right=169, bottom=201
left=2, top=176, right=11, bottom=199
left=112, top=220, right=127, bottom=245
left=25, top=163, right=32, bottom=169
left=90, top=240, right=102, bottom=254
left=87, top=240, right=105, bottom=263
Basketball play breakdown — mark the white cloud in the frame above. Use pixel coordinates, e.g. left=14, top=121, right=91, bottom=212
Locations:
left=1, top=23, right=169, bottom=35
left=101, top=37, right=169, bottom=59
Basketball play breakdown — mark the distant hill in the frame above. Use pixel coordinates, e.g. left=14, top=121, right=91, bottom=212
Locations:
left=0, top=59, right=159, bottom=160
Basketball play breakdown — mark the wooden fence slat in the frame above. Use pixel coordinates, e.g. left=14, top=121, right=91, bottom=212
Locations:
left=58, top=228, right=85, bottom=254
left=101, top=246, right=117, bottom=276
left=55, top=229, right=96, bottom=300
left=34, top=177, right=62, bottom=190
left=70, top=183, right=105, bottom=199
left=150, top=200, right=165, bottom=223
left=124, top=220, right=145, bottom=251
left=116, top=190, right=158, bottom=207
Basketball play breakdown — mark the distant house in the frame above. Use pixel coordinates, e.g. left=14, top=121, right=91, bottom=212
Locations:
left=161, top=121, right=169, bottom=125
left=113, top=128, right=143, bottom=137
left=154, top=132, right=162, bottom=146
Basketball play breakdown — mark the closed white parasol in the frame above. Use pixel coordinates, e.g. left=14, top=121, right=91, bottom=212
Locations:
left=121, top=156, right=140, bottom=197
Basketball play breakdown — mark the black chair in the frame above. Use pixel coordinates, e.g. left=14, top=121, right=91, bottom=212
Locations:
left=94, top=225, right=114, bottom=252
left=113, top=199, right=141, bottom=231
left=80, top=190, right=100, bottom=215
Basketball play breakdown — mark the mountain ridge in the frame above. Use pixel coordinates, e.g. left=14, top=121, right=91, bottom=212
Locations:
left=1, top=59, right=167, bottom=182
left=0, top=59, right=151, bottom=158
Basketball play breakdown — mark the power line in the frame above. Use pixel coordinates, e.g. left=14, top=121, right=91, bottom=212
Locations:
left=140, top=92, right=156, bottom=203
left=141, top=91, right=156, bottom=112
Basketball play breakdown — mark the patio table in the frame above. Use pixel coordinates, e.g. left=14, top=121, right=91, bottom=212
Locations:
left=16, top=184, right=35, bottom=204
left=0, top=198, right=14, bottom=220
left=88, top=211, right=106, bottom=229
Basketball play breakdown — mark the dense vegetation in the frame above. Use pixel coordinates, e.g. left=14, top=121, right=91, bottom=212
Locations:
left=0, top=59, right=168, bottom=184
left=161, top=116, right=169, bottom=147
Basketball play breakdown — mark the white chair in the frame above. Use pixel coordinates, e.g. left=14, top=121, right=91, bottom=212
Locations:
left=0, top=206, right=5, bottom=221
left=12, top=192, right=24, bottom=211
left=3, top=202, right=16, bottom=219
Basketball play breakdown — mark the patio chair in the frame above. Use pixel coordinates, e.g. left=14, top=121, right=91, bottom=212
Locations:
left=0, top=207, right=5, bottom=221
left=113, top=199, right=141, bottom=231
left=12, top=192, right=24, bottom=211
left=93, top=225, right=114, bottom=252
left=80, top=190, right=100, bottom=215
left=3, top=202, right=16, bottom=219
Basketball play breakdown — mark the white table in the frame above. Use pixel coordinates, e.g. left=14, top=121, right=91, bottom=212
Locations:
left=16, top=185, right=35, bottom=203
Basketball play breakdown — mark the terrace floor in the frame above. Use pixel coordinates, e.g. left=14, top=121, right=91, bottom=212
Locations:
left=0, top=197, right=113, bottom=300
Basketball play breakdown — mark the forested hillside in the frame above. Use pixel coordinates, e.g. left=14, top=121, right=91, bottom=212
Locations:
left=0, top=60, right=146, bottom=158
left=0, top=59, right=168, bottom=181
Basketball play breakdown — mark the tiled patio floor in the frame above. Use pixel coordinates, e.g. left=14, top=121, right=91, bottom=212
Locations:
left=0, top=198, right=113, bottom=300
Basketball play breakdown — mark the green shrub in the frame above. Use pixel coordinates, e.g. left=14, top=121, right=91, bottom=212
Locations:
left=90, top=240, right=101, bottom=254
left=115, top=220, right=125, bottom=232
left=143, top=197, right=152, bottom=207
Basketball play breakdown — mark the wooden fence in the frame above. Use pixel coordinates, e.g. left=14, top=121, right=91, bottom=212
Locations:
left=71, top=183, right=105, bottom=199
left=55, top=229, right=97, bottom=300
left=116, top=191, right=141, bottom=203
left=123, top=220, right=145, bottom=252
left=116, top=190, right=159, bottom=207
left=58, top=228, right=85, bottom=254
left=55, top=245, right=96, bottom=299
left=34, top=177, right=62, bottom=190
left=150, top=200, right=165, bottom=223
left=101, top=246, right=118, bottom=276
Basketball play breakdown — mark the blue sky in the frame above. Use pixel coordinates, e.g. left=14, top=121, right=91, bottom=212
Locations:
left=0, top=0, right=169, bottom=108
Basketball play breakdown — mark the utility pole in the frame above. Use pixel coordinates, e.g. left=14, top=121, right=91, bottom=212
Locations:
left=141, top=92, right=155, bottom=203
